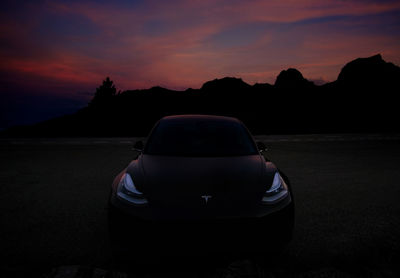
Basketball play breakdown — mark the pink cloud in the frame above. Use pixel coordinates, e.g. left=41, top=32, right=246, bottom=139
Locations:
left=2, top=0, right=400, bottom=95
left=221, top=0, right=400, bottom=23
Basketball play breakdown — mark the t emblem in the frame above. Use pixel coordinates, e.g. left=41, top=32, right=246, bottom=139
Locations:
left=201, top=195, right=212, bottom=204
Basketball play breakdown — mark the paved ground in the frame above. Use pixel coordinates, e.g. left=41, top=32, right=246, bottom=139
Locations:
left=0, top=134, right=400, bottom=277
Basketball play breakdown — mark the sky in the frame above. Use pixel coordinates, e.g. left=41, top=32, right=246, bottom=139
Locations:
left=1, top=0, right=400, bottom=128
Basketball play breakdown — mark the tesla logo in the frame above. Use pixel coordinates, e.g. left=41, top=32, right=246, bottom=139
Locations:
left=201, top=195, right=212, bottom=204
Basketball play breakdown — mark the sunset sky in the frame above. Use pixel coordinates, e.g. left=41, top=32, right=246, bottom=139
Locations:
left=1, top=0, right=400, bottom=127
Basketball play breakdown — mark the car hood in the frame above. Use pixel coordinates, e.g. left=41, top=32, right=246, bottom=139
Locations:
left=131, top=154, right=269, bottom=219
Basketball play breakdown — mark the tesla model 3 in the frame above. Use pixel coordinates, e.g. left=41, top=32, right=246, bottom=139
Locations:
left=108, top=115, right=294, bottom=254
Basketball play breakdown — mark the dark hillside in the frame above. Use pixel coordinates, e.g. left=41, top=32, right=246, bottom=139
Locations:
left=2, top=54, right=399, bottom=137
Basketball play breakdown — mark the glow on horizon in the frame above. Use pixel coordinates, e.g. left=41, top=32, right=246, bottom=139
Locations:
left=1, top=0, right=400, bottom=95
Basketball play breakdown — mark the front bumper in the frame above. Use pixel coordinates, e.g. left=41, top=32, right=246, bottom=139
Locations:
left=108, top=194, right=294, bottom=254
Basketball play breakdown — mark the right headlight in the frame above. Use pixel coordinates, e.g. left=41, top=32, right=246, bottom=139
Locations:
left=116, top=173, right=148, bottom=205
left=262, top=172, right=289, bottom=203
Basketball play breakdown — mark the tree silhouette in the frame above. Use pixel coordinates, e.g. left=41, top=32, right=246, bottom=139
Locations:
left=90, top=77, right=117, bottom=106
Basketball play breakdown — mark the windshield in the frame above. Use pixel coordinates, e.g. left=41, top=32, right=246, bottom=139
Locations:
left=144, top=118, right=258, bottom=157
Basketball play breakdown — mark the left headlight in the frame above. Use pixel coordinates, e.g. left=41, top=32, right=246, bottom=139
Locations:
left=262, top=172, right=289, bottom=204
left=116, top=173, right=148, bottom=205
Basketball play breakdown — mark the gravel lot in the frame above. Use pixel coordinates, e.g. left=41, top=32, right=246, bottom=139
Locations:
left=1, top=135, right=399, bottom=277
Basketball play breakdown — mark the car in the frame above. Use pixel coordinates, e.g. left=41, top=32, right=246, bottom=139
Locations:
left=108, top=115, right=294, bottom=256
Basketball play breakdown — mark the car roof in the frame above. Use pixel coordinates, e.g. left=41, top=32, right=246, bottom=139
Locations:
left=160, top=114, right=241, bottom=123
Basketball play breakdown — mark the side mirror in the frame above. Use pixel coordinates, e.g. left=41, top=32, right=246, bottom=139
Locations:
left=133, top=141, right=144, bottom=152
left=256, top=141, right=267, bottom=153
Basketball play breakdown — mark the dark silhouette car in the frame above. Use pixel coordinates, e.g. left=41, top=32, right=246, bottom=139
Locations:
left=108, top=115, right=294, bottom=255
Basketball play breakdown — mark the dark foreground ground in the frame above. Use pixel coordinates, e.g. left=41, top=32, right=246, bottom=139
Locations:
left=0, top=134, right=400, bottom=277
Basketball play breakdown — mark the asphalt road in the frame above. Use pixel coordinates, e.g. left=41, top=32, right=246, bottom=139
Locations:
left=1, top=135, right=400, bottom=277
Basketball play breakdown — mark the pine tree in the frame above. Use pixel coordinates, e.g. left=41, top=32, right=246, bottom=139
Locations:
left=90, top=77, right=117, bottom=106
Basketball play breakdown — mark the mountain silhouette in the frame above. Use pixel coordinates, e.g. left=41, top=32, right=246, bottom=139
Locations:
left=275, top=68, right=315, bottom=89
left=337, top=54, right=400, bottom=88
left=201, top=77, right=252, bottom=93
left=2, top=54, right=399, bottom=137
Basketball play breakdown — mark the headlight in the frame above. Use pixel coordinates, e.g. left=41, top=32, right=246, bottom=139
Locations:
left=262, top=172, right=289, bottom=203
left=117, top=173, right=148, bottom=205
